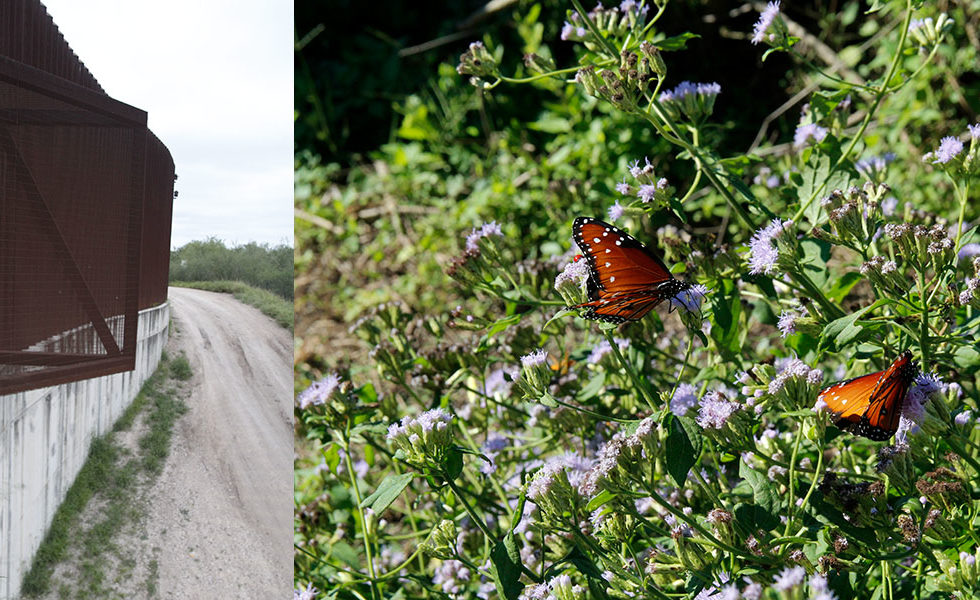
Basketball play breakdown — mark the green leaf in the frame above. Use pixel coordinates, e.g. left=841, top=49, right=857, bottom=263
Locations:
left=359, top=472, right=414, bottom=514
left=733, top=502, right=778, bottom=533
left=739, top=462, right=778, bottom=515
left=795, top=154, right=830, bottom=226
left=330, top=541, right=361, bottom=569
left=820, top=299, right=889, bottom=348
left=443, top=446, right=464, bottom=480
left=665, top=415, right=698, bottom=486
left=538, top=391, right=559, bottom=407
left=586, top=489, right=617, bottom=512
left=576, top=373, right=606, bottom=403
left=543, top=309, right=577, bottom=330
left=655, top=32, right=699, bottom=51
left=954, top=344, right=980, bottom=370
left=799, top=238, right=832, bottom=288
left=489, top=532, right=524, bottom=600
left=825, top=271, right=863, bottom=303
left=708, top=278, right=743, bottom=356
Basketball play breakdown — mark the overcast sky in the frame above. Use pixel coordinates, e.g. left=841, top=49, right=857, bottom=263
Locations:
left=41, top=0, right=293, bottom=249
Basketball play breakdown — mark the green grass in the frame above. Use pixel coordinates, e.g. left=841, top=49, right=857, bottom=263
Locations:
left=169, top=353, right=192, bottom=381
left=170, top=280, right=293, bottom=331
left=21, top=354, right=190, bottom=598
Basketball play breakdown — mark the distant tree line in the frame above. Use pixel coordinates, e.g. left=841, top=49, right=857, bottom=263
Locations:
left=169, top=238, right=292, bottom=299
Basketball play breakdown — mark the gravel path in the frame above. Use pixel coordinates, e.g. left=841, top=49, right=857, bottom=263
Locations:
left=149, top=287, right=293, bottom=597
left=37, top=287, right=292, bottom=598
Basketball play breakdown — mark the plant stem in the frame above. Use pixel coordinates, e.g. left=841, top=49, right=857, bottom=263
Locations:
left=342, top=435, right=381, bottom=600
left=791, top=0, right=914, bottom=224
left=446, top=477, right=495, bottom=540
left=604, top=329, right=657, bottom=411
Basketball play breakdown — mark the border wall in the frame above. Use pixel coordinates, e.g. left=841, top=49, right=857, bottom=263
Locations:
left=0, top=2, right=176, bottom=597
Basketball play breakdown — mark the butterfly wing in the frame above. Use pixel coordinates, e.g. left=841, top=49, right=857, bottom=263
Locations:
left=572, top=217, right=685, bottom=323
left=818, top=351, right=917, bottom=441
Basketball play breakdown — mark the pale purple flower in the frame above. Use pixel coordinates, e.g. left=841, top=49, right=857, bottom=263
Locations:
left=629, top=158, right=644, bottom=178
left=696, top=391, right=741, bottom=429
left=298, top=373, right=341, bottom=409
left=777, top=309, right=799, bottom=338
left=751, top=1, right=780, bottom=44
left=608, top=201, right=625, bottom=222
left=466, top=221, right=504, bottom=252
left=526, top=462, right=563, bottom=501
left=742, top=580, right=763, bottom=600
left=433, top=559, right=472, bottom=595
left=909, top=18, right=932, bottom=33
left=671, top=382, right=699, bottom=416
left=554, top=258, right=590, bottom=291
left=958, top=243, right=980, bottom=261
left=747, top=219, right=789, bottom=275
left=561, top=22, right=587, bottom=41
left=931, top=136, right=964, bottom=164
left=969, top=124, right=980, bottom=140
left=521, top=349, right=549, bottom=368
left=294, top=583, right=318, bottom=600
left=882, top=196, right=898, bottom=216
left=955, top=410, right=973, bottom=426
left=615, top=178, right=631, bottom=195
left=588, top=337, right=630, bottom=364
left=772, top=566, right=806, bottom=591
left=637, top=183, right=658, bottom=203
left=855, top=153, right=895, bottom=179
left=669, top=284, right=709, bottom=312
left=753, top=167, right=782, bottom=188
left=483, top=366, right=518, bottom=398
left=793, top=123, right=828, bottom=148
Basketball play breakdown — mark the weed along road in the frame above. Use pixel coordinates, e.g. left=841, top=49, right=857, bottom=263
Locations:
left=157, top=286, right=293, bottom=596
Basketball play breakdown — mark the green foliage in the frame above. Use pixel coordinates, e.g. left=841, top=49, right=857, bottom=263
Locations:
left=171, top=280, right=293, bottom=331
left=22, top=357, right=188, bottom=597
left=169, top=238, right=292, bottom=299
left=169, top=353, right=192, bottom=381
left=296, top=1, right=980, bottom=599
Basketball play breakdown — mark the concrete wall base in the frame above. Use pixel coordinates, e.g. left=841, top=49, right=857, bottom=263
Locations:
left=0, top=302, right=170, bottom=599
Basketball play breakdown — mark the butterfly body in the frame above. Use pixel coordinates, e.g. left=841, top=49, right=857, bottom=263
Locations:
left=818, top=350, right=918, bottom=441
left=571, top=216, right=691, bottom=324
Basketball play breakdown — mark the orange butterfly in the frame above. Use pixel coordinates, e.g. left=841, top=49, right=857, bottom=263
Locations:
left=572, top=217, right=691, bottom=323
left=818, top=350, right=919, bottom=440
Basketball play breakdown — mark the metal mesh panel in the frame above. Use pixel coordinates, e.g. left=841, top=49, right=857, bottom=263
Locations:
left=0, top=16, right=173, bottom=394
left=0, top=0, right=103, bottom=93
left=141, top=132, right=175, bottom=309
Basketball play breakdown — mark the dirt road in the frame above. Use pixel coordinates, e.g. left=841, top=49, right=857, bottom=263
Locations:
left=149, top=287, right=293, bottom=597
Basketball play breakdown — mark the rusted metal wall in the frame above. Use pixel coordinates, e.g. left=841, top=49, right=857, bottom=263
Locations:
left=0, top=0, right=174, bottom=394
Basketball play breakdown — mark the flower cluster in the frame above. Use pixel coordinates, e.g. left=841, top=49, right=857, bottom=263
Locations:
left=884, top=222, right=955, bottom=271
left=575, top=44, right=662, bottom=113
left=554, top=257, right=590, bottom=305
left=907, top=13, right=955, bottom=50
left=747, top=218, right=796, bottom=276
left=447, top=221, right=511, bottom=289
left=855, top=152, right=896, bottom=182
left=386, top=408, right=455, bottom=465
left=658, top=80, right=721, bottom=123
left=924, top=123, right=980, bottom=175
left=561, top=1, right=650, bottom=46
left=794, top=123, right=828, bottom=148
left=751, top=1, right=785, bottom=46
left=456, top=41, right=498, bottom=86
left=297, top=373, right=342, bottom=409
left=614, top=156, right=675, bottom=209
